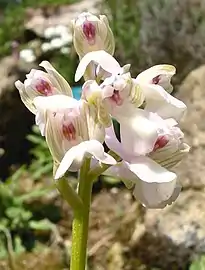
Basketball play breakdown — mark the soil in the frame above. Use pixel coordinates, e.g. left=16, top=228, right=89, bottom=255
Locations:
left=0, top=184, right=149, bottom=270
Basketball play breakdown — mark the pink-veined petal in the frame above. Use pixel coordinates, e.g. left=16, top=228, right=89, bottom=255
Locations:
left=55, top=140, right=116, bottom=179
left=136, top=64, right=176, bottom=93
left=40, top=61, right=73, bottom=97
left=15, top=80, right=36, bottom=114
left=34, top=95, right=79, bottom=135
left=75, top=50, right=121, bottom=82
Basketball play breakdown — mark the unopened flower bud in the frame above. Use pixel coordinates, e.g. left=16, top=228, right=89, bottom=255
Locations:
left=71, top=12, right=115, bottom=58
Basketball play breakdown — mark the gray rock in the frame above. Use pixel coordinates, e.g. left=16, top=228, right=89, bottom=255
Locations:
left=130, top=191, right=205, bottom=269
left=174, top=65, right=205, bottom=189
left=25, top=0, right=100, bottom=37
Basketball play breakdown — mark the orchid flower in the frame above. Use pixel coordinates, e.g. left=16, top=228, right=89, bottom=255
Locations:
left=71, top=12, right=115, bottom=58
left=136, top=65, right=187, bottom=121
left=81, top=72, right=145, bottom=124
left=75, top=50, right=144, bottom=123
left=105, top=112, right=190, bottom=208
left=136, top=64, right=176, bottom=93
left=15, top=61, right=72, bottom=114
left=33, top=95, right=116, bottom=180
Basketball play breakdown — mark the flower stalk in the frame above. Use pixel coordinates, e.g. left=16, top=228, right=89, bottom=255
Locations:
left=70, top=158, right=93, bottom=270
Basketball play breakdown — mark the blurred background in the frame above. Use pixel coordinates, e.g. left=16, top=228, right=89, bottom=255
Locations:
left=0, top=0, right=204, bottom=269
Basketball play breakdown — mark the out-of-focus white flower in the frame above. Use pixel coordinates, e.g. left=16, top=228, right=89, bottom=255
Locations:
left=61, top=32, right=73, bottom=44
left=20, top=49, right=36, bottom=63
left=34, top=95, right=116, bottom=179
left=136, top=65, right=187, bottom=121
left=71, top=12, right=115, bottom=58
left=44, top=27, right=57, bottom=39
left=60, top=47, right=71, bottom=55
left=105, top=112, right=190, bottom=208
left=41, top=42, right=52, bottom=52
left=55, top=25, right=68, bottom=36
left=50, top=38, right=65, bottom=49
left=15, top=61, right=72, bottom=114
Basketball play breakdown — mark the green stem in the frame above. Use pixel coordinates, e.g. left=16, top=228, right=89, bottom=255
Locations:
left=70, top=159, right=93, bottom=270
left=88, top=150, right=121, bottom=181
left=56, top=177, right=83, bottom=212
left=0, top=227, right=16, bottom=270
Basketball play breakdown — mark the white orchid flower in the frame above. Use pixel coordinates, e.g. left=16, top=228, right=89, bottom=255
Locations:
left=104, top=112, right=190, bottom=208
left=15, top=61, right=72, bottom=114
left=136, top=65, right=187, bottom=121
left=71, top=12, right=115, bottom=58
left=33, top=95, right=116, bottom=179
left=136, top=64, right=176, bottom=93
left=81, top=72, right=145, bottom=125
left=75, top=50, right=129, bottom=81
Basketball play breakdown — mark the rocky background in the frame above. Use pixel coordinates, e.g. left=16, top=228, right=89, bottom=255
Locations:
left=0, top=0, right=205, bottom=269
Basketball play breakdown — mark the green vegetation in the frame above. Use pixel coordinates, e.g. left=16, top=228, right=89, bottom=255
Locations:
left=0, top=170, right=56, bottom=259
left=26, top=126, right=52, bottom=180
left=104, top=0, right=141, bottom=73
left=0, top=125, right=60, bottom=260
left=189, top=256, right=205, bottom=270
left=0, top=0, right=77, bottom=58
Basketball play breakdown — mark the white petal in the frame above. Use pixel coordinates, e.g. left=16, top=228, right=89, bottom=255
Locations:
left=126, top=156, right=176, bottom=183
left=82, top=80, right=101, bottom=101
left=124, top=156, right=177, bottom=208
left=15, top=80, right=36, bottom=114
left=34, top=95, right=79, bottom=136
left=34, top=95, right=78, bottom=111
left=55, top=140, right=116, bottom=179
left=143, top=84, right=187, bottom=121
left=154, top=143, right=190, bottom=169
left=105, top=124, right=127, bottom=159
left=150, top=182, right=181, bottom=208
left=132, top=179, right=180, bottom=209
left=40, top=61, right=73, bottom=97
left=119, top=110, right=158, bottom=156
left=136, top=64, right=176, bottom=93
left=35, top=112, right=46, bottom=136
left=120, top=64, right=131, bottom=74
left=45, top=112, right=65, bottom=163
left=102, top=85, right=115, bottom=99
left=103, top=162, right=134, bottom=189
left=75, top=50, right=121, bottom=82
